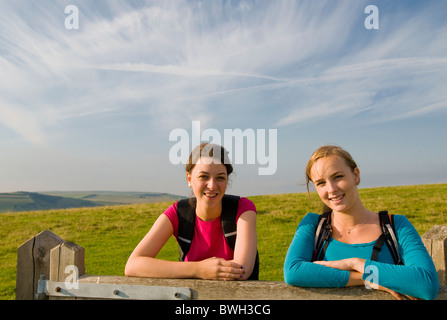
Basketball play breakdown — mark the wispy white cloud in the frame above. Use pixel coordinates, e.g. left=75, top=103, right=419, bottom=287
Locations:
left=275, top=57, right=447, bottom=126
left=1, top=1, right=446, bottom=137
left=276, top=92, right=374, bottom=127
left=92, top=62, right=289, bottom=82
left=1, top=0, right=362, bottom=140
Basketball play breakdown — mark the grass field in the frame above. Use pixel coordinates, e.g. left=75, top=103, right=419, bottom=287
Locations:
left=1, top=184, right=446, bottom=300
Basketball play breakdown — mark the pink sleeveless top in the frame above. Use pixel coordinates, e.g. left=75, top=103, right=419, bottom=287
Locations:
left=163, top=197, right=256, bottom=261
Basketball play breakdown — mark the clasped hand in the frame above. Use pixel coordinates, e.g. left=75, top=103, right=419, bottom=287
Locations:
left=197, top=257, right=245, bottom=281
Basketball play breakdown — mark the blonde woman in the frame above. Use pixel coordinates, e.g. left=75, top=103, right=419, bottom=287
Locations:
left=283, top=145, right=439, bottom=300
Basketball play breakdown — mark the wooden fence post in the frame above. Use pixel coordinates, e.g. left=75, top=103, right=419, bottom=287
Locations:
left=48, top=241, right=85, bottom=300
left=422, top=225, right=447, bottom=285
left=50, top=241, right=85, bottom=283
left=16, top=230, right=65, bottom=300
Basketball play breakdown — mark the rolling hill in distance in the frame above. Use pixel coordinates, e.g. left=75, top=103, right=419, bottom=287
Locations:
left=0, top=191, right=185, bottom=213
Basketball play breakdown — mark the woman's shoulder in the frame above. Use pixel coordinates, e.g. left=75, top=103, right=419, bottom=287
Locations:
left=392, top=214, right=410, bottom=224
left=239, top=196, right=255, bottom=206
left=237, top=196, right=256, bottom=211
left=162, top=202, right=180, bottom=233
left=302, top=212, right=321, bottom=224
left=293, top=212, right=321, bottom=232
left=390, top=214, right=419, bottom=239
left=163, top=201, right=179, bottom=217
left=390, top=214, right=415, bottom=232
left=235, top=196, right=257, bottom=221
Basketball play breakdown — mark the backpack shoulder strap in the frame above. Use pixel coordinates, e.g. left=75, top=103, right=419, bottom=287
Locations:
left=312, top=211, right=332, bottom=262
left=221, top=195, right=260, bottom=280
left=221, top=195, right=240, bottom=249
left=176, top=198, right=196, bottom=261
left=377, top=211, right=402, bottom=265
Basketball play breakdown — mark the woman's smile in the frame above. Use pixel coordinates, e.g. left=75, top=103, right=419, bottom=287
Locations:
left=203, top=192, right=219, bottom=199
left=329, top=194, right=345, bottom=204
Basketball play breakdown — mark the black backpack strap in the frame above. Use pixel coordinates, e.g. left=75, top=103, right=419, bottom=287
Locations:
left=311, top=210, right=402, bottom=264
left=312, top=211, right=332, bottom=262
left=221, top=195, right=240, bottom=248
left=371, top=233, right=386, bottom=261
left=376, top=211, right=402, bottom=265
left=221, top=195, right=259, bottom=280
left=176, top=198, right=196, bottom=261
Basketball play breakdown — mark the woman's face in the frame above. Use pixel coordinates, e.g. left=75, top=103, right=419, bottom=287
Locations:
left=186, top=157, right=228, bottom=210
left=310, top=155, right=360, bottom=214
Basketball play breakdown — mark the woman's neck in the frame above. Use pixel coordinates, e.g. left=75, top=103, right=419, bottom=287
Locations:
left=195, top=202, right=222, bottom=221
left=331, top=204, right=382, bottom=244
left=332, top=201, right=370, bottom=229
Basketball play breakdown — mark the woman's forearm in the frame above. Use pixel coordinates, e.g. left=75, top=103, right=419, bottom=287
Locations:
left=346, top=271, right=365, bottom=286
left=125, top=256, right=197, bottom=279
left=125, top=255, right=245, bottom=280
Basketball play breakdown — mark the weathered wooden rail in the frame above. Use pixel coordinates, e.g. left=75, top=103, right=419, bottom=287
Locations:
left=16, top=226, right=447, bottom=300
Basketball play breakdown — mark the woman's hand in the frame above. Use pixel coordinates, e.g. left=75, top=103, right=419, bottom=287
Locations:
left=195, top=257, right=245, bottom=280
left=372, top=284, right=407, bottom=300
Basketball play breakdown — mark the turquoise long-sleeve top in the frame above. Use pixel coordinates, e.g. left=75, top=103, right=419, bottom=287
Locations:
left=283, top=212, right=440, bottom=300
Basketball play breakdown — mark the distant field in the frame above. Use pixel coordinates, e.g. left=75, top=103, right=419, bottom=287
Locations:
left=43, top=191, right=185, bottom=205
left=0, top=191, right=185, bottom=213
left=1, top=184, right=446, bottom=300
left=0, top=193, right=34, bottom=212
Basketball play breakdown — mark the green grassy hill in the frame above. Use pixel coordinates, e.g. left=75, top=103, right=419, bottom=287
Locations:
left=43, top=191, right=185, bottom=205
left=0, top=191, right=185, bottom=213
left=1, top=184, right=446, bottom=300
left=0, top=192, right=99, bottom=213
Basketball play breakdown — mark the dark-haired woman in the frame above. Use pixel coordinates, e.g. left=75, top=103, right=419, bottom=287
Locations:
left=125, top=143, right=258, bottom=280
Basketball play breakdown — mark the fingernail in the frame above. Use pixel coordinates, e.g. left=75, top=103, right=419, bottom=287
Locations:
left=240, top=266, right=244, bottom=269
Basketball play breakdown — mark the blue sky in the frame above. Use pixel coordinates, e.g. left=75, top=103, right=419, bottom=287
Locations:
left=1, top=0, right=446, bottom=197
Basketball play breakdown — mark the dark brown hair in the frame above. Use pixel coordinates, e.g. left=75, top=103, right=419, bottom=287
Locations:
left=186, top=143, right=233, bottom=175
